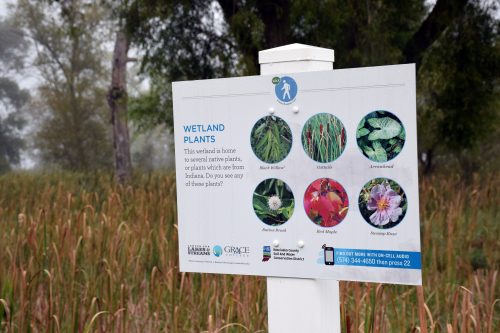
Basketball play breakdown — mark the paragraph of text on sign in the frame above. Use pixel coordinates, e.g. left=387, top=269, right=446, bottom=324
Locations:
left=183, top=147, right=245, bottom=188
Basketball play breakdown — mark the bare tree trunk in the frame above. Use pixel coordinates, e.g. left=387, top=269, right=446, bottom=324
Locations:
left=403, top=0, right=467, bottom=71
left=256, top=0, right=291, bottom=48
left=107, top=30, right=132, bottom=184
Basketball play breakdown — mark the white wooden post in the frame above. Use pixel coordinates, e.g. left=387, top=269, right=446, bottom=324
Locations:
left=259, top=43, right=341, bottom=333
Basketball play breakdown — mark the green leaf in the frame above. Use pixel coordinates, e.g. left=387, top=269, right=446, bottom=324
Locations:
left=393, top=144, right=402, bottom=154
left=263, top=131, right=272, bottom=160
left=367, top=117, right=402, bottom=140
left=357, top=117, right=365, bottom=130
left=398, top=128, right=406, bottom=140
left=281, top=205, right=292, bottom=219
left=372, top=141, right=388, bottom=162
left=265, top=179, right=275, bottom=194
left=253, top=195, right=268, bottom=212
left=254, top=122, right=266, bottom=136
left=356, top=127, right=370, bottom=138
left=362, top=145, right=375, bottom=159
left=255, top=130, right=269, bottom=151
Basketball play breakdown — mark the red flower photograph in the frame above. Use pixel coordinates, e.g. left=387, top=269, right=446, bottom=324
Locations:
left=304, top=178, right=349, bottom=227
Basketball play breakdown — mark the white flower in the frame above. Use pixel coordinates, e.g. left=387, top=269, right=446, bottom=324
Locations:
left=268, top=195, right=282, bottom=211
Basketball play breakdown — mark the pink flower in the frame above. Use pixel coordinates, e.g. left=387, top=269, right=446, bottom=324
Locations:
left=366, top=184, right=402, bottom=226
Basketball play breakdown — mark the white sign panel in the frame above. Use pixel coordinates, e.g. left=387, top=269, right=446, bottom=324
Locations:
left=173, top=64, right=422, bottom=285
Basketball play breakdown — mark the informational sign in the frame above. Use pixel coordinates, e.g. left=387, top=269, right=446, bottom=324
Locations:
left=172, top=64, right=422, bottom=285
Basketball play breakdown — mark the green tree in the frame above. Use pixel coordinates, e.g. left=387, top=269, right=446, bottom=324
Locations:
left=418, top=0, right=499, bottom=174
left=14, top=0, right=113, bottom=171
left=129, top=0, right=498, bottom=177
left=291, top=0, right=427, bottom=67
left=216, top=0, right=465, bottom=71
left=122, top=1, right=240, bottom=135
left=0, top=20, right=29, bottom=173
left=130, top=1, right=238, bottom=80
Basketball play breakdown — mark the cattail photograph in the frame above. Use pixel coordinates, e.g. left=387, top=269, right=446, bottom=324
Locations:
left=301, top=113, right=346, bottom=163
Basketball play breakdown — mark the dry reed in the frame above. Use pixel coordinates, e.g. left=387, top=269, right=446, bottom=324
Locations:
left=0, top=172, right=498, bottom=332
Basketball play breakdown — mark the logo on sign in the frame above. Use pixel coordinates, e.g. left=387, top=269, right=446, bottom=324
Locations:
left=317, top=244, right=335, bottom=266
left=187, top=245, right=211, bottom=256
left=262, top=246, right=271, bottom=262
left=224, top=245, right=250, bottom=257
left=273, top=76, right=297, bottom=104
left=213, top=245, right=223, bottom=257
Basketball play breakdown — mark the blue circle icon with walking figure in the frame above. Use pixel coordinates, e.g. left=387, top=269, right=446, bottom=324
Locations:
left=275, top=76, right=297, bottom=104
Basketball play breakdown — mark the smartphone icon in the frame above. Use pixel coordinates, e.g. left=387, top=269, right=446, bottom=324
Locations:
left=324, top=247, right=335, bottom=265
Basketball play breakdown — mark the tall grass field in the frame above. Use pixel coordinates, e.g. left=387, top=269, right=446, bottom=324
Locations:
left=0, top=172, right=498, bottom=332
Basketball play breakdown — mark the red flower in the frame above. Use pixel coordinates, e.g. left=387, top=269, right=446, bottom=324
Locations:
left=303, top=178, right=349, bottom=227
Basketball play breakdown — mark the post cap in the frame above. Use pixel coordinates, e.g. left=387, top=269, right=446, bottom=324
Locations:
left=259, top=43, right=335, bottom=64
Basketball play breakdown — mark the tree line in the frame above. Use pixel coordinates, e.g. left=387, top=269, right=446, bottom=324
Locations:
left=0, top=0, right=498, bottom=181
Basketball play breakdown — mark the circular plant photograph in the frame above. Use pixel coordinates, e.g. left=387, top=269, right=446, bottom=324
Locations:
left=304, top=178, right=349, bottom=227
left=358, top=178, right=407, bottom=229
left=250, top=116, right=292, bottom=163
left=356, top=110, right=406, bottom=162
left=302, top=113, right=346, bottom=163
left=253, top=178, right=295, bottom=226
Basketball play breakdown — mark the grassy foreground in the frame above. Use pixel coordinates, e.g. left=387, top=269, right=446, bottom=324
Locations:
left=0, top=172, right=498, bottom=332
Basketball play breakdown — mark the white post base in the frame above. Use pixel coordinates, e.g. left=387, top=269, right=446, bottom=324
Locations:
left=267, top=277, right=341, bottom=333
